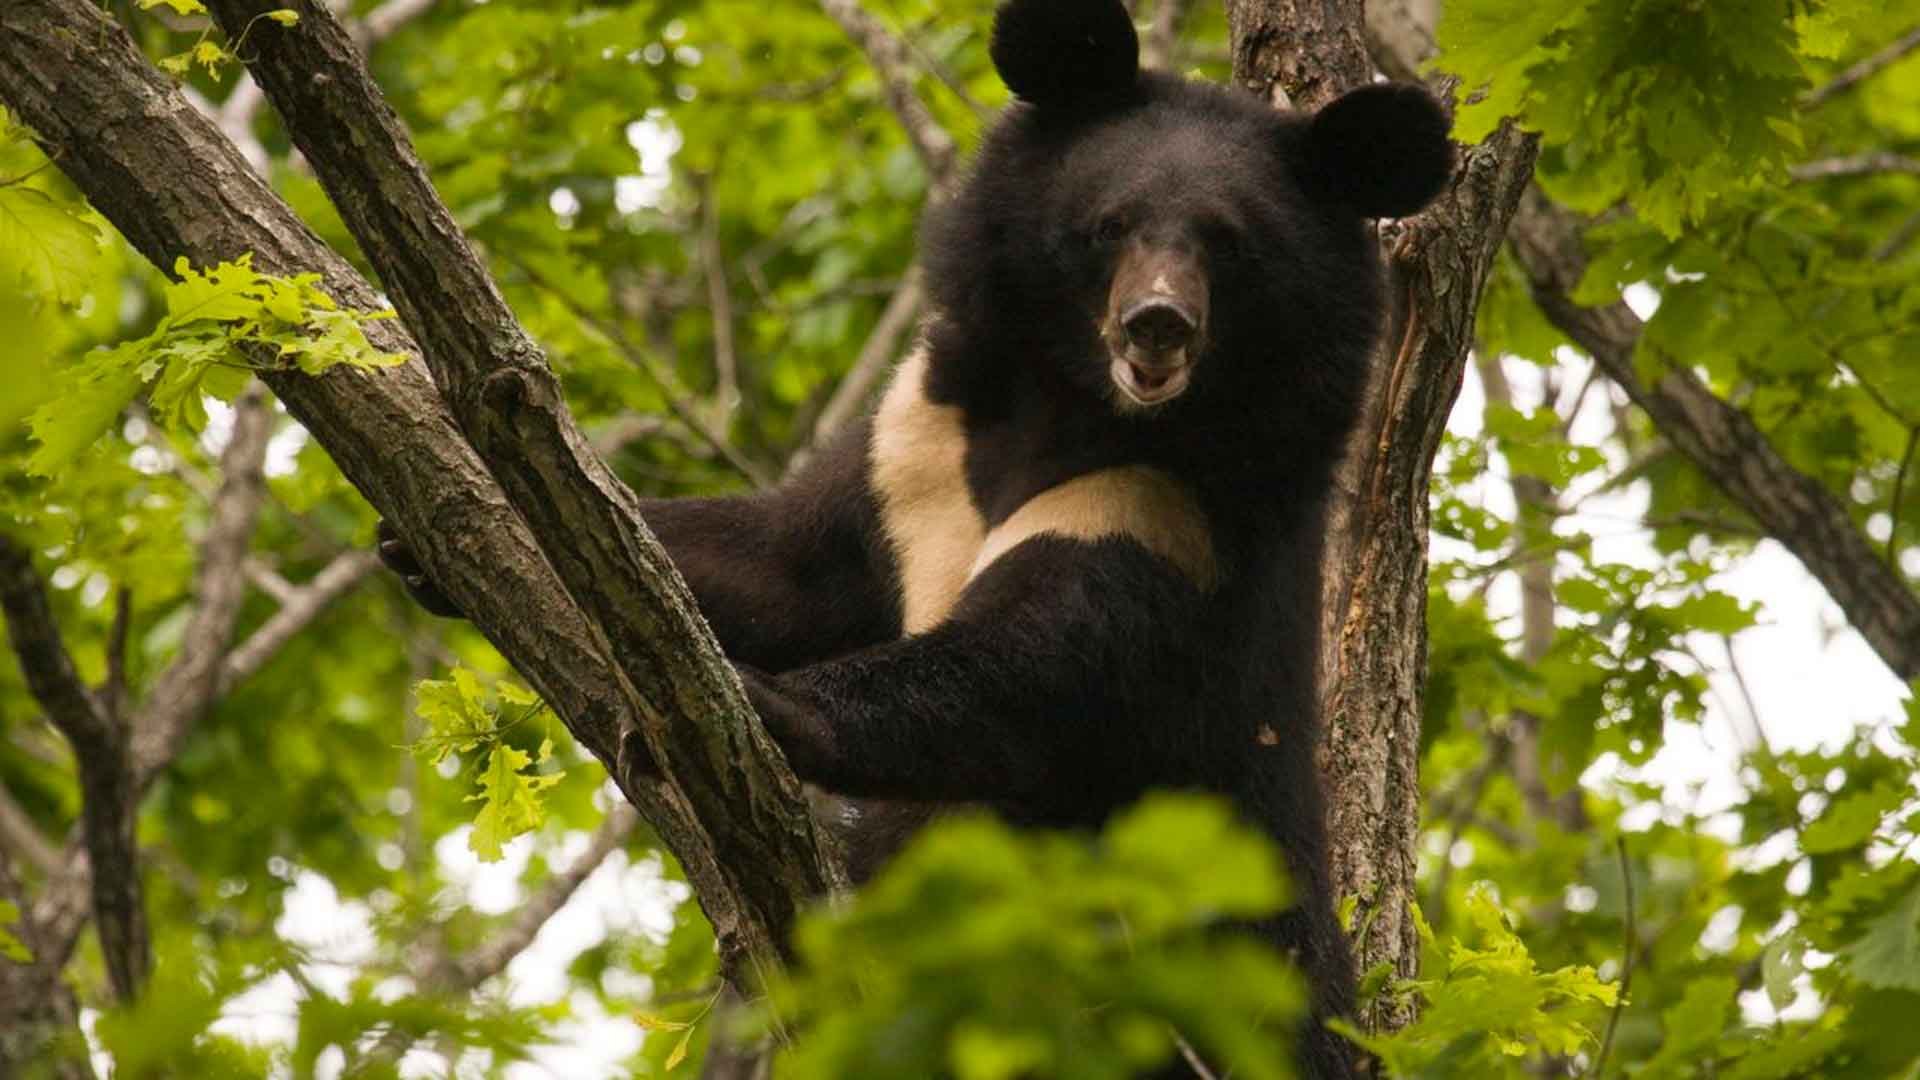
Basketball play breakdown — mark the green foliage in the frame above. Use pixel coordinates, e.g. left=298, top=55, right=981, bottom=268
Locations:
left=26, top=256, right=403, bottom=475
left=1342, top=889, right=1618, bottom=1076
left=0, top=184, right=104, bottom=308
left=412, top=667, right=564, bottom=861
left=4, top=0, right=1916, bottom=1076
left=1436, top=1, right=1873, bottom=234
left=768, top=795, right=1304, bottom=1080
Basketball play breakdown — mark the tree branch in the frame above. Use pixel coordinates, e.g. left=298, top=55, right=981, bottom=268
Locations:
left=1507, top=190, right=1920, bottom=680
left=1802, top=23, right=1920, bottom=109
left=451, top=804, right=641, bottom=987
left=0, top=538, right=149, bottom=1003
left=1787, top=151, right=1920, bottom=181
left=131, top=389, right=271, bottom=774
left=0, top=857, right=93, bottom=1080
left=699, top=173, right=741, bottom=418
left=1477, top=354, right=1587, bottom=830
left=803, top=263, right=924, bottom=455
left=514, top=257, right=772, bottom=488
left=211, top=550, right=381, bottom=701
left=199, top=0, right=839, bottom=969
left=816, top=0, right=957, bottom=185
left=0, top=786, right=61, bottom=878
left=1229, top=0, right=1542, bottom=1035
left=0, top=0, right=836, bottom=989
left=1141, top=0, right=1190, bottom=71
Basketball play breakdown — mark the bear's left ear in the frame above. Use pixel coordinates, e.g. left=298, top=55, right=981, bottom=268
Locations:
left=990, top=0, right=1139, bottom=110
left=1303, top=83, right=1454, bottom=218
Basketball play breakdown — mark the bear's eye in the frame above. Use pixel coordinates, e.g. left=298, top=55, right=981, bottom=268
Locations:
left=1091, top=215, right=1127, bottom=248
left=1204, top=221, right=1249, bottom=265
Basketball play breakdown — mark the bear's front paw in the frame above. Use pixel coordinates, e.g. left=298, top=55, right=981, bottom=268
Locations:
left=376, top=519, right=466, bottom=619
left=735, top=665, right=839, bottom=782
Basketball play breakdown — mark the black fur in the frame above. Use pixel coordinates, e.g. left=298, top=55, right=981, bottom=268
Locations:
left=381, top=3, right=1452, bottom=1075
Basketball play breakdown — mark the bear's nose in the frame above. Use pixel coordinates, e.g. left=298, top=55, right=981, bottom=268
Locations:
left=1122, top=300, right=1198, bottom=353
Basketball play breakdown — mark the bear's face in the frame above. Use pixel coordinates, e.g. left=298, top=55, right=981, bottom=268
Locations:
left=927, top=0, right=1454, bottom=424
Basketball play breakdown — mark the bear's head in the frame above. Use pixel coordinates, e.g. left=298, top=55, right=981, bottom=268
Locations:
left=923, top=0, right=1453, bottom=442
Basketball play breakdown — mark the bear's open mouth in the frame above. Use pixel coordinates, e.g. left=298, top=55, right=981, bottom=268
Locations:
left=1110, top=355, right=1192, bottom=406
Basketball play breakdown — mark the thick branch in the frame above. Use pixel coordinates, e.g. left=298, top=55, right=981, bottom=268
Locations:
left=202, top=0, right=840, bottom=961
left=1225, top=0, right=1372, bottom=110
left=0, top=538, right=148, bottom=1003
left=1507, top=191, right=1920, bottom=680
left=0, top=858, right=93, bottom=1080
left=0, top=0, right=819, bottom=982
left=1230, top=0, right=1540, bottom=1034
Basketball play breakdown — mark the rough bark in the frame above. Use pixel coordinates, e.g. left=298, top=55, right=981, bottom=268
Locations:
left=0, top=858, right=93, bottom=1080
left=0, top=537, right=149, bottom=1004
left=1227, top=0, right=1539, bottom=1031
left=1507, top=192, right=1920, bottom=681
left=198, top=0, right=844, bottom=949
left=0, top=0, right=839, bottom=985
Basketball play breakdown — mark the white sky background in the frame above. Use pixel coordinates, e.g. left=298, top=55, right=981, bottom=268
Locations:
left=159, top=128, right=1915, bottom=1075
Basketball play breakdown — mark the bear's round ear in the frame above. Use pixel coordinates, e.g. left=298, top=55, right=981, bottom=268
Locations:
left=990, top=0, right=1139, bottom=110
left=1304, top=83, right=1454, bottom=218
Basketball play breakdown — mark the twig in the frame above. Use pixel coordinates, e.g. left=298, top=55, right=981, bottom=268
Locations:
left=214, top=550, right=381, bottom=699
left=699, top=172, right=741, bottom=417
left=1589, top=836, right=1636, bottom=1079
left=1873, top=208, right=1920, bottom=262
left=1719, top=633, right=1772, bottom=755
left=1802, top=24, right=1920, bottom=109
left=816, top=0, right=957, bottom=185
left=0, top=785, right=61, bottom=877
left=452, top=804, right=640, bottom=985
left=802, top=264, right=924, bottom=455
left=1890, top=426, right=1920, bottom=570
left=512, top=258, right=772, bottom=488
left=1787, top=152, right=1920, bottom=182
left=1173, top=1029, right=1222, bottom=1080
left=1141, top=0, right=1190, bottom=71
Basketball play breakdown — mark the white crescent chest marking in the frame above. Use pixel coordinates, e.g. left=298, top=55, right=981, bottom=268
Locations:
left=870, top=349, right=984, bottom=634
left=870, top=351, right=1217, bottom=635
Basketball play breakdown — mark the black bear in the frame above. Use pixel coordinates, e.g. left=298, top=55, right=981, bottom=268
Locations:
left=383, top=0, right=1451, bottom=1073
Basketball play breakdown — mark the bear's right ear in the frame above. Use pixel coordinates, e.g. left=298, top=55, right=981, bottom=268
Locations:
left=990, top=0, right=1139, bottom=110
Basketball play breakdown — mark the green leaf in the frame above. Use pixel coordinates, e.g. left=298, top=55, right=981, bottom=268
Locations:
left=137, top=0, right=207, bottom=14
left=1842, top=880, right=1920, bottom=993
left=0, top=186, right=102, bottom=308
left=26, top=348, right=144, bottom=475
left=265, top=8, right=300, bottom=26
left=1801, top=782, right=1906, bottom=854
left=1761, top=932, right=1804, bottom=1011
left=1640, top=976, right=1737, bottom=1078
left=412, top=667, right=498, bottom=762
left=0, top=899, right=32, bottom=963
left=467, top=743, right=563, bottom=862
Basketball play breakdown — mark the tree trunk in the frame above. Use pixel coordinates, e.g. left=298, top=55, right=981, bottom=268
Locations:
left=1227, top=0, right=1539, bottom=1030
